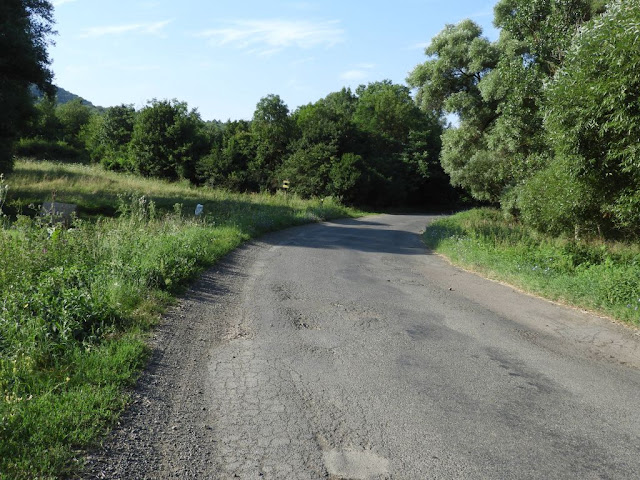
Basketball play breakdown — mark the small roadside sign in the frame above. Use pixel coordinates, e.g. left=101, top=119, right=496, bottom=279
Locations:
left=282, top=180, right=290, bottom=190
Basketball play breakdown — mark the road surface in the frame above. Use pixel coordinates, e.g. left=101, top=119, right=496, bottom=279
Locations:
left=82, top=214, right=640, bottom=479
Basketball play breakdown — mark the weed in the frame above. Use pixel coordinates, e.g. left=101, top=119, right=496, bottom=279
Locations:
left=0, top=160, right=364, bottom=478
left=424, top=209, right=640, bottom=325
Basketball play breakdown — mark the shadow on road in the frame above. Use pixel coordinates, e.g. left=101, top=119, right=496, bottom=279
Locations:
left=260, top=215, right=440, bottom=256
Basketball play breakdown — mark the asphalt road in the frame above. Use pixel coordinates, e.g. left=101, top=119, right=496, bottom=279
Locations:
left=83, top=214, right=640, bottom=479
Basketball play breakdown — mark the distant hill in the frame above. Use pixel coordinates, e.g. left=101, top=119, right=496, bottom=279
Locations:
left=29, top=85, right=103, bottom=111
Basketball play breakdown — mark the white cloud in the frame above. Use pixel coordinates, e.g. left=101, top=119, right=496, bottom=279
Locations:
left=53, top=0, right=79, bottom=6
left=340, top=63, right=375, bottom=81
left=340, top=70, right=368, bottom=81
left=197, top=19, right=344, bottom=55
left=80, top=20, right=171, bottom=38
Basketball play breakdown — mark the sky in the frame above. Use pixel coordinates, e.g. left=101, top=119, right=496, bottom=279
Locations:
left=49, top=0, right=500, bottom=121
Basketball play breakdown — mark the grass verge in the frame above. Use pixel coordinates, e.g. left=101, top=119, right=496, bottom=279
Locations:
left=423, top=209, right=640, bottom=325
left=1, top=160, right=364, bottom=479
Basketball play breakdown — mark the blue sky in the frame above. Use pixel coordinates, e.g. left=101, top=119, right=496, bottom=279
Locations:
left=50, top=0, right=499, bottom=121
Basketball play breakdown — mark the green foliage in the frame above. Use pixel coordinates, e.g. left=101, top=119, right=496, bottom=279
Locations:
left=493, top=0, right=593, bottom=75
left=408, top=0, right=631, bottom=239
left=197, top=120, right=255, bottom=191
left=424, top=209, right=640, bottom=324
left=327, top=152, right=362, bottom=201
left=195, top=86, right=453, bottom=208
left=408, top=21, right=503, bottom=202
left=129, top=99, right=206, bottom=181
left=354, top=81, right=421, bottom=145
left=543, top=0, right=640, bottom=237
left=28, top=95, right=61, bottom=141
left=407, top=20, right=498, bottom=117
left=517, top=154, right=600, bottom=236
left=55, top=98, right=93, bottom=147
left=14, top=137, right=83, bottom=161
left=293, top=88, right=358, bottom=152
left=250, top=94, right=294, bottom=188
left=89, top=104, right=136, bottom=170
left=0, top=0, right=55, bottom=175
left=277, top=142, right=336, bottom=197
left=18, top=97, right=94, bottom=162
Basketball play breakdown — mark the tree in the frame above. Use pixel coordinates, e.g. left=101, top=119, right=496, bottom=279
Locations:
left=250, top=94, right=294, bottom=189
left=408, top=21, right=502, bottom=202
left=354, top=81, right=423, bottom=147
left=0, top=0, right=55, bottom=173
left=353, top=80, right=445, bottom=205
left=484, top=0, right=601, bottom=213
left=278, top=89, right=360, bottom=200
left=56, top=98, right=93, bottom=147
left=129, top=99, right=206, bottom=181
left=197, top=120, right=256, bottom=191
left=294, top=91, right=354, bottom=149
left=408, top=2, right=602, bottom=208
left=493, top=0, right=597, bottom=76
left=523, top=0, right=640, bottom=237
left=89, top=104, right=136, bottom=169
left=30, top=94, right=60, bottom=141
left=408, top=20, right=498, bottom=118
left=277, top=142, right=337, bottom=197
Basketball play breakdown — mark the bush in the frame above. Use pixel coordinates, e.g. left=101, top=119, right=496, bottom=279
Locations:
left=543, top=0, right=640, bottom=237
left=14, top=138, right=84, bottom=162
left=424, top=209, right=640, bottom=324
left=517, top=154, right=600, bottom=237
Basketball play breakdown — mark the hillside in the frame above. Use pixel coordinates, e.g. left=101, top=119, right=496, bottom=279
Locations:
left=29, top=84, right=100, bottom=110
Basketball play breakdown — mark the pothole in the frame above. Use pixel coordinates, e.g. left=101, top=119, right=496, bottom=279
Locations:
left=323, top=448, right=389, bottom=479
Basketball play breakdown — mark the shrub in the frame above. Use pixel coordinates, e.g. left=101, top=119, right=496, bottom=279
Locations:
left=543, top=0, right=640, bottom=237
left=14, top=138, right=83, bottom=162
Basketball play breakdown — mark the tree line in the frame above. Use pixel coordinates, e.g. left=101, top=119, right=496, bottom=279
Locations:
left=9, top=84, right=458, bottom=208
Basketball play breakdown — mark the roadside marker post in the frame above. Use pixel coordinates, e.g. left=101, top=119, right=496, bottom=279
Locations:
left=282, top=180, right=290, bottom=200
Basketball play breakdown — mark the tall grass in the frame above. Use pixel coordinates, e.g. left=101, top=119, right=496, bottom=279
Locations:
left=0, top=160, right=363, bottom=479
left=424, top=209, right=640, bottom=325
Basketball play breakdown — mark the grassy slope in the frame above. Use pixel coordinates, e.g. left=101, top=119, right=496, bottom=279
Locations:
left=423, top=209, right=640, bottom=326
left=0, top=160, right=364, bottom=479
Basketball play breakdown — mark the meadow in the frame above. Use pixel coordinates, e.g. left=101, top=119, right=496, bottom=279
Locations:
left=423, top=209, right=640, bottom=326
left=0, top=160, right=362, bottom=479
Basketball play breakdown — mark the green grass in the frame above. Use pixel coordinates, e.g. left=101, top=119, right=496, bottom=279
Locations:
left=0, top=160, right=364, bottom=479
left=424, top=209, right=640, bottom=325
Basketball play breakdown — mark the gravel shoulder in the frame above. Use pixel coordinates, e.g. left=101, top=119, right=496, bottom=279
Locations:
left=79, top=243, right=262, bottom=479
